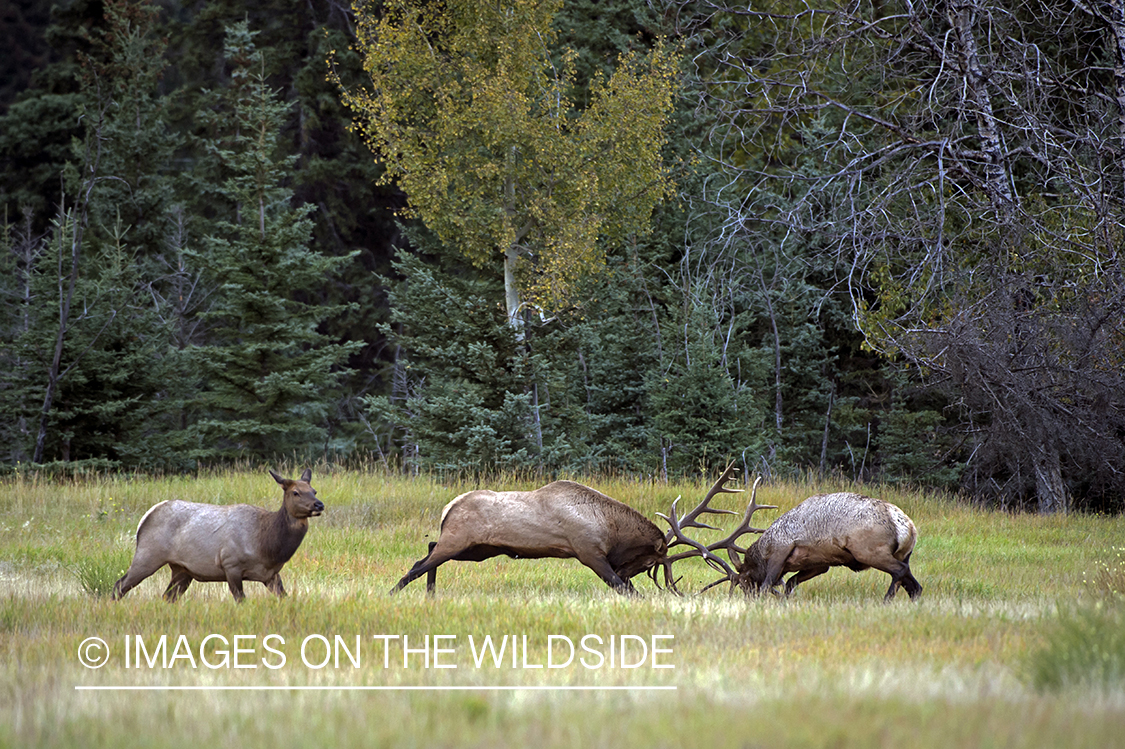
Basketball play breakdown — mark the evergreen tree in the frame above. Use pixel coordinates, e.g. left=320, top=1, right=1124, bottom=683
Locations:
left=0, top=212, right=38, bottom=463
left=0, top=0, right=100, bottom=228
left=167, top=0, right=400, bottom=431
left=369, top=227, right=673, bottom=474
left=645, top=278, right=770, bottom=477
left=0, top=0, right=189, bottom=469
left=190, top=22, right=360, bottom=462
left=366, top=230, right=533, bottom=473
left=552, top=254, right=664, bottom=472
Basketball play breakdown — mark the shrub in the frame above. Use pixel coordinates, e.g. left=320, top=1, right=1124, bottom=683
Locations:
left=69, top=549, right=129, bottom=598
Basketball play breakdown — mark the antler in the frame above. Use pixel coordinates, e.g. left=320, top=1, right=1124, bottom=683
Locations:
left=700, top=474, right=775, bottom=563
left=659, top=461, right=741, bottom=545
left=656, top=464, right=776, bottom=595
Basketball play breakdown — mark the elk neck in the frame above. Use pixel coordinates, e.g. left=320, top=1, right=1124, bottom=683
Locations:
left=262, top=503, right=309, bottom=567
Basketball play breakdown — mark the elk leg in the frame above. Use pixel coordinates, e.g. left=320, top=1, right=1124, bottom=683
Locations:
left=759, top=545, right=794, bottom=596
left=392, top=540, right=466, bottom=595
left=576, top=552, right=635, bottom=596
left=783, top=565, right=830, bottom=596
left=424, top=542, right=438, bottom=593
left=225, top=570, right=246, bottom=602
left=899, top=567, right=923, bottom=600
left=112, top=556, right=167, bottom=600
left=886, top=557, right=922, bottom=601
left=853, top=548, right=922, bottom=602
left=883, top=569, right=922, bottom=601
left=265, top=572, right=287, bottom=598
left=897, top=551, right=922, bottom=600
left=162, top=564, right=193, bottom=602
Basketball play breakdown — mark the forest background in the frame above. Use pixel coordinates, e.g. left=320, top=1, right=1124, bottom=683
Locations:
left=1, top=0, right=1123, bottom=514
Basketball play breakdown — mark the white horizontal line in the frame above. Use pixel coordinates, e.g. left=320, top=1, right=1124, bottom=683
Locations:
left=76, top=685, right=676, bottom=692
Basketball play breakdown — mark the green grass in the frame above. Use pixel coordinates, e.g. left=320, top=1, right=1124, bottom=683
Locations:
left=2, top=467, right=1123, bottom=748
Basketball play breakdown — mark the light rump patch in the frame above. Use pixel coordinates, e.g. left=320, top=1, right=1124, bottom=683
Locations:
left=661, top=464, right=922, bottom=602
left=887, top=504, right=917, bottom=552
left=440, top=492, right=474, bottom=527
left=134, top=500, right=169, bottom=537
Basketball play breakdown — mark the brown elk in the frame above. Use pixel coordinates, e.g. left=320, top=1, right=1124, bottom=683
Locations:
left=391, top=480, right=670, bottom=595
left=660, top=463, right=922, bottom=602
left=112, top=469, right=323, bottom=602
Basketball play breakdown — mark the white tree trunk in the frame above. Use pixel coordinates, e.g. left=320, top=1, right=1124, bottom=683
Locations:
left=949, top=0, right=1015, bottom=210
left=503, top=242, right=524, bottom=337
left=1105, top=0, right=1125, bottom=191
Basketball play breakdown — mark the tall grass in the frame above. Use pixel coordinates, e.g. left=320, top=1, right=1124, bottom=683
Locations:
left=1024, top=603, right=1125, bottom=692
left=2, top=466, right=1123, bottom=748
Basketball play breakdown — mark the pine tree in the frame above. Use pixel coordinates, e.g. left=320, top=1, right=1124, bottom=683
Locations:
left=166, top=1, right=399, bottom=433
left=0, top=0, right=187, bottom=469
left=190, top=22, right=360, bottom=462
left=365, top=231, right=531, bottom=472
left=0, top=0, right=95, bottom=227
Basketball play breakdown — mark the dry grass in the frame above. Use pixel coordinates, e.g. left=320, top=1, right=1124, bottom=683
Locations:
left=2, top=466, right=1123, bottom=748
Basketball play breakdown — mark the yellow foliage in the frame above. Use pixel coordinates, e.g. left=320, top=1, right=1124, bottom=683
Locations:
left=333, top=0, right=679, bottom=317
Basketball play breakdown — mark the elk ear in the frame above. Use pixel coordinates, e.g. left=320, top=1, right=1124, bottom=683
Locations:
left=269, top=470, right=286, bottom=486
left=300, top=468, right=312, bottom=483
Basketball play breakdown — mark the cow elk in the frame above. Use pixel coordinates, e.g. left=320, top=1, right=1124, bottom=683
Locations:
left=392, top=480, right=669, bottom=595
left=660, top=463, right=922, bottom=602
left=112, top=469, right=323, bottom=602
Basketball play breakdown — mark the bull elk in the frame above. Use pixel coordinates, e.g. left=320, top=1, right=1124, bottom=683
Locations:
left=392, top=480, right=669, bottom=595
left=112, top=469, right=323, bottom=602
left=660, top=463, right=922, bottom=602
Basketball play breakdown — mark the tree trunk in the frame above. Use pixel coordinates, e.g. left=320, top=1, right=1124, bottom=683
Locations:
left=33, top=206, right=83, bottom=464
left=949, top=0, right=1015, bottom=210
left=819, top=382, right=835, bottom=476
left=760, top=276, right=783, bottom=437
left=504, top=242, right=523, bottom=334
left=1033, top=440, right=1068, bottom=514
left=32, top=95, right=105, bottom=463
left=1106, top=0, right=1125, bottom=194
left=502, top=156, right=527, bottom=338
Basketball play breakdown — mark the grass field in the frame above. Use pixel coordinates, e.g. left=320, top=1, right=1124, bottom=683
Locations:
left=2, top=466, right=1123, bottom=748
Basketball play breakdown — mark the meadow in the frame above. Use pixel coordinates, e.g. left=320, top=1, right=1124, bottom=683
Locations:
left=2, top=465, right=1123, bottom=748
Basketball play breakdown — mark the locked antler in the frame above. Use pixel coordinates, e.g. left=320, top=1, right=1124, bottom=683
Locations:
left=655, top=462, right=776, bottom=595
left=660, top=460, right=742, bottom=544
